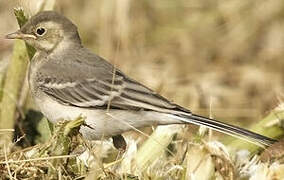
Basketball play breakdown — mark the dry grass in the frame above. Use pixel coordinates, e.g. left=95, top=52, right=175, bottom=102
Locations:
left=0, top=122, right=283, bottom=179
left=0, top=0, right=284, bottom=179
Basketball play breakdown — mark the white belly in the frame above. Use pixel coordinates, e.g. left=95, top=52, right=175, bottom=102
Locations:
left=34, top=95, right=180, bottom=140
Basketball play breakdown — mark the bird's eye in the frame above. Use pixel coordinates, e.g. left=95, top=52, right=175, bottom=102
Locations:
left=36, top=27, right=46, bottom=36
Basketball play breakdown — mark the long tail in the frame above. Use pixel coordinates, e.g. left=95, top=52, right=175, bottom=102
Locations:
left=173, top=113, right=277, bottom=147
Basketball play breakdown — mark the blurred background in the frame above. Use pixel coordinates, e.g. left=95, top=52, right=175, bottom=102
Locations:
left=1, top=0, right=284, bottom=138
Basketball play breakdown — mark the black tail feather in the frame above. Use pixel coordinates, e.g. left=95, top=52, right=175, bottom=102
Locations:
left=177, top=113, right=277, bottom=147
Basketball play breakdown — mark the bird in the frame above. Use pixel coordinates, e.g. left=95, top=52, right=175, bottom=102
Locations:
left=6, top=11, right=277, bottom=149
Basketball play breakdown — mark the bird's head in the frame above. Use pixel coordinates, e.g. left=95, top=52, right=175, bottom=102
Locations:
left=6, top=11, right=81, bottom=53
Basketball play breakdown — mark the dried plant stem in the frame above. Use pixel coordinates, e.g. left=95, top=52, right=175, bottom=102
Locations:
left=0, top=154, right=77, bottom=165
left=0, top=73, right=4, bottom=100
left=0, top=40, right=29, bottom=141
left=135, top=125, right=181, bottom=170
left=3, top=143, right=13, bottom=179
left=0, top=9, right=36, bottom=143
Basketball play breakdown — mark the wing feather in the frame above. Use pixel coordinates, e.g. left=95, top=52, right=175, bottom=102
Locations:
left=38, top=70, right=186, bottom=113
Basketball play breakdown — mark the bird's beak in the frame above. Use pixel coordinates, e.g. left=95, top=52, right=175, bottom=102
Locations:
left=5, top=30, right=36, bottom=40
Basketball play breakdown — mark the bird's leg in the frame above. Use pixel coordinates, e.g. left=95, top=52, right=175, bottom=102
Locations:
left=112, top=134, right=127, bottom=150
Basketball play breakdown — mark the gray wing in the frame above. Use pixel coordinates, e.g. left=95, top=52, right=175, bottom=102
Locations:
left=37, top=50, right=189, bottom=114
